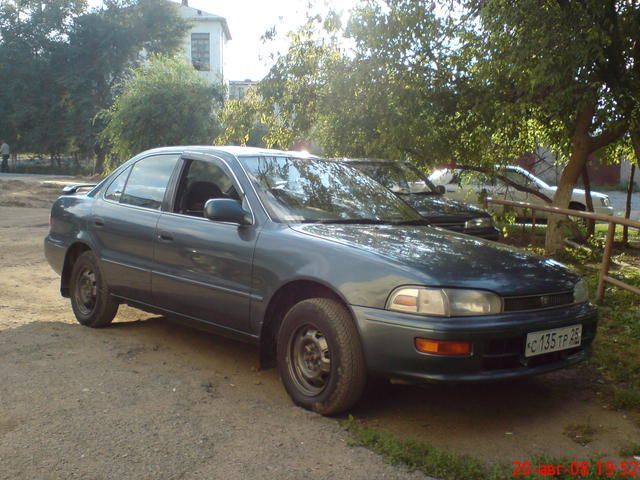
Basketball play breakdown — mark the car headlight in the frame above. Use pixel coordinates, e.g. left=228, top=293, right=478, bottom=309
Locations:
left=601, top=197, right=610, bottom=207
left=573, top=279, right=589, bottom=304
left=387, top=287, right=502, bottom=316
left=464, top=217, right=493, bottom=229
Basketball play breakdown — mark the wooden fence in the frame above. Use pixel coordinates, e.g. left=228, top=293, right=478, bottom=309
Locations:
left=484, top=197, right=640, bottom=302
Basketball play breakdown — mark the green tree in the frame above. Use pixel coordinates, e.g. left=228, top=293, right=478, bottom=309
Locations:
left=264, top=0, right=640, bottom=253
left=0, top=0, right=86, bottom=160
left=63, top=0, right=189, bottom=170
left=0, top=0, right=188, bottom=168
left=260, top=4, right=462, bottom=161
left=459, top=0, right=639, bottom=253
left=260, top=12, right=346, bottom=151
left=215, top=89, right=271, bottom=147
left=99, top=56, right=223, bottom=166
left=321, top=1, right=459, bottom=161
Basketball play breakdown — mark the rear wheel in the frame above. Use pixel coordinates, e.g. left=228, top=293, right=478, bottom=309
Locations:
left=569, top=202, right=588, bottom=229
left=70, top=251, right=118, bottom=328
left=277, top=298, right=366, bottom=416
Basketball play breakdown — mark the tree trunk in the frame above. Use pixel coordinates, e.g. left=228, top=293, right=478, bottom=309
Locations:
left=622, top=163, right=636, bottom=244
left=545, top=101, right=600, bottom=255
left=625, top=131, right=640, bottom=244
left=582, top=165, right=595, bottom=237
left=94, top=151, right=106, bottom=175
left=545, top=138, right=591, bottom=254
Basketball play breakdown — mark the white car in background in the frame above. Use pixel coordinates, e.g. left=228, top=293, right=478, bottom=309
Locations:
left=429, top=165, right=614, bottom=218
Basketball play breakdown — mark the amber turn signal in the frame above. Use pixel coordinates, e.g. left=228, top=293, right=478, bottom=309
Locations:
left=415, top=338, right=472, bottom=356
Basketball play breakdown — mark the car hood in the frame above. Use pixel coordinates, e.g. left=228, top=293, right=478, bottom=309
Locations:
left=399, top=194, right=488, bottom=219
left=290, top=224, right=577, bottom=296
left=545, top=186, right=607, bottom=200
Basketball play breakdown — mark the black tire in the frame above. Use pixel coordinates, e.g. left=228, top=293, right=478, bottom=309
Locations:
left=70, top=251, right=118, bottom=328
left=569, top=202, right=587, bottom=227
left=276, top=298, right=366, bottom=416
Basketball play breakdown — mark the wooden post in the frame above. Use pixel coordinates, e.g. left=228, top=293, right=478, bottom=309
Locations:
left=623, top=163, right=636, bottom=245
left=597, top=222, right=616, bottom=302
left=582, top=165, right=595, bottom=237
left=531, top=209, right=537, bottom=245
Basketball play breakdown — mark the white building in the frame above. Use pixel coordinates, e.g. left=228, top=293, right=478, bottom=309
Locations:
left=228, top=80, right=259, bottom=100
left=178, top=0, right=231, bottom=85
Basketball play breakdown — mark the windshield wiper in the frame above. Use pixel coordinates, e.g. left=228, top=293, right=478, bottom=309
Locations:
left=399, top=191, right=438, bottom=196
left=388, top=219, right=431, bottom=226
left=302, top=218, right=429, bottom=226
left=312, top=218, right=388, bottom=225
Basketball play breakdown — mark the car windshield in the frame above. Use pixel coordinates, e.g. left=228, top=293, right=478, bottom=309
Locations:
left=501, top=168, right=550, bottom=189
left=240, top=156, right=423, bottom=224
left=352, top=162, right=438, bottom=195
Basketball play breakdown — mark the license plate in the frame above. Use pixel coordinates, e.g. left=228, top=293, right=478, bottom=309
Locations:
left=525, top=324, right=582, bottom=358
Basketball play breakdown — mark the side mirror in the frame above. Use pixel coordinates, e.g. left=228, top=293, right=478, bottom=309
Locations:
left=435, top=185, right=445, bottom=195
left=204, top=198, right=252, bottom=225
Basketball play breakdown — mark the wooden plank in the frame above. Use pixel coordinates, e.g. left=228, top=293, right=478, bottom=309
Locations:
left=597, top=223, right=616, bottom=302
left=604, top=275, right=640, bottom=296
left=486, top=197, right=640, bottom=229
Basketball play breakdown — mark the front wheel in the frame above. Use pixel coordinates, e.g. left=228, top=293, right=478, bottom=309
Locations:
left=277, top=298, right=366, bottom=416
left=568, top=202, right=588, bottom=229
left=70, top=251, right=118, bottom=328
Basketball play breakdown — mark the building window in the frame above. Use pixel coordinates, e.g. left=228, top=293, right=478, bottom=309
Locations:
left=191, top=33, right=210, bottom=71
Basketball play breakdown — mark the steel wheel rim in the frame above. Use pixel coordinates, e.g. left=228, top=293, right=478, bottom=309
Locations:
left=75, top=267, right=97, bottom=316
left=287, top=324, right=331, bottom=396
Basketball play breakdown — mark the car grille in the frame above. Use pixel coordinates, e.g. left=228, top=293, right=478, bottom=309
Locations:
left=480, top=322, right=597, bottom=371
left=503, top=292, right=574, bottom=312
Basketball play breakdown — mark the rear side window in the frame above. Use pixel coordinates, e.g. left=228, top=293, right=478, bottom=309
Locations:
left=104, top=166, right=131, bottom=202
left=120, top=154, right=179, bottom=210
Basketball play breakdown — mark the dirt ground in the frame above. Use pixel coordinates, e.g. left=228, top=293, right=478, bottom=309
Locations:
left=1, top=177, right=639, bottom=478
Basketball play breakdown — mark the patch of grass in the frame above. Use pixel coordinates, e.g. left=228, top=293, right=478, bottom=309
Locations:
left=344, top=416, right=510, bottom=480
left=586, top=263, right=640, bottom=413
left=620, top=442, right=640, bottom=458
left=612, top=389, right=640, bottom=410
left=563, top=422, right=597, bottom=446
left=345, top=417, right=617, bottom=480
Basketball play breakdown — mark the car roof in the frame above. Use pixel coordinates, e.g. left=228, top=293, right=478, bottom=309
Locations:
left=505, top=165, right=533, bottom=174
left=135, top=145, right=317, bottom=158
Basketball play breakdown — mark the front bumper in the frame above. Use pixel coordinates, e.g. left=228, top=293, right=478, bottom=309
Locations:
left=593, top=205, right=614, bottom=217
left=352, top=302, right=597, bottom=382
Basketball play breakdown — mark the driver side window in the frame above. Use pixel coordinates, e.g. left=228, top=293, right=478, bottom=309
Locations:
left=175, top=159, right=240, bottom=217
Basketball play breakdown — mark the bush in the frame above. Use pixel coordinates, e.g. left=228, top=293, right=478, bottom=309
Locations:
left=99, top=56, right=223, bottom=169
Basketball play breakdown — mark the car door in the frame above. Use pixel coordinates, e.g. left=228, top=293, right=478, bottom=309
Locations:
left=151, top=152, right=259, bottom=333
left=441, top=171, right=468, bottom=202
left=91, top=153, right=180, bottom=304
left=446, top=170, right=491, bottom=208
